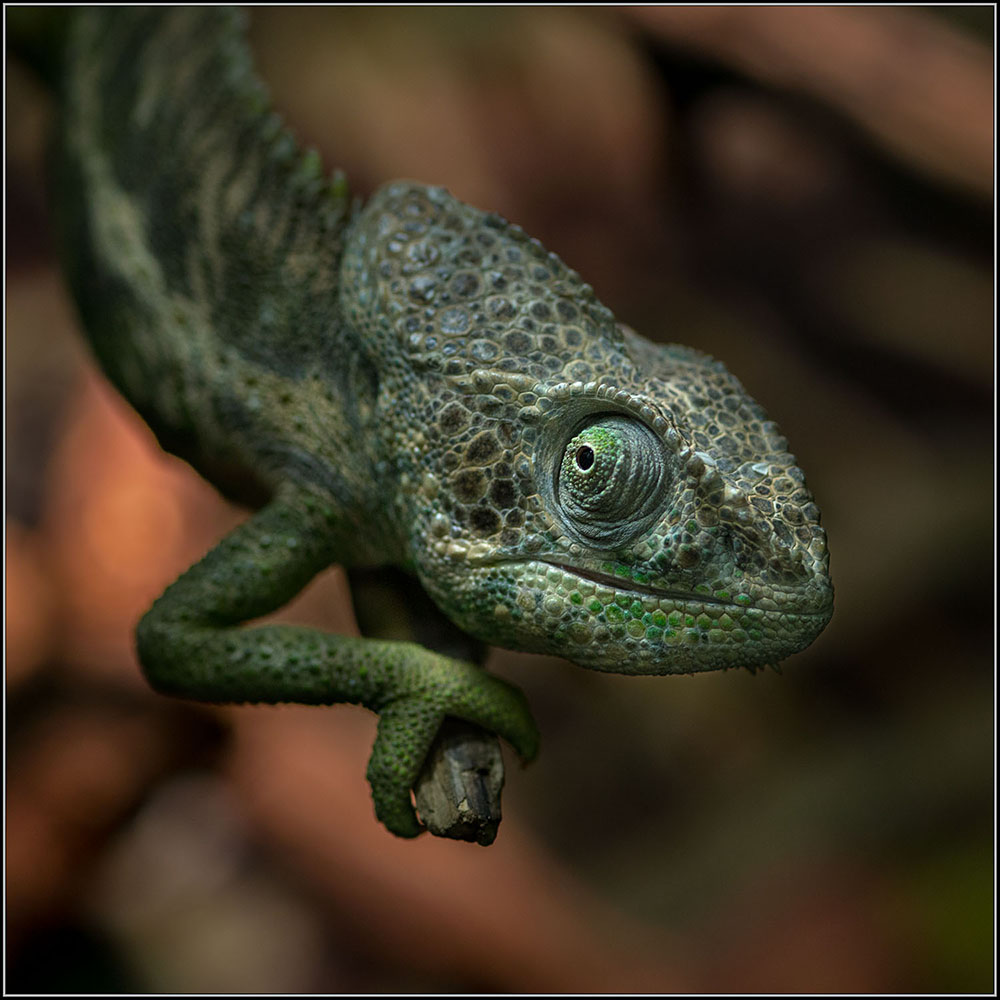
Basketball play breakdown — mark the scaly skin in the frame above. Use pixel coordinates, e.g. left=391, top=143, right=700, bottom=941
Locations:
left=37, top=8, right=832, bottom=837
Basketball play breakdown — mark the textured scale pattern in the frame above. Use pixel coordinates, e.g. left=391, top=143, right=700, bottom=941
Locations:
left=34, top=7, right=833, bottom=837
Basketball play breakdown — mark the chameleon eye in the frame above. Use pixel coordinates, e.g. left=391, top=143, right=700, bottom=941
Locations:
left=557, top=415, right=669, bottom=547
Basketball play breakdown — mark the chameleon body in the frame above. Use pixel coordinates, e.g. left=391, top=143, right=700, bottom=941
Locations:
left=34, top=9, right=832, bottom=837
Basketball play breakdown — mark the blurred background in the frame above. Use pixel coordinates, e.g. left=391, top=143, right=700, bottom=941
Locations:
left=5, top=6, right=994, bottom=992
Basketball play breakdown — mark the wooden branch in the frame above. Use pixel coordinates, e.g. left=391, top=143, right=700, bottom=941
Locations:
left=413, top=718, right=504, bottom=845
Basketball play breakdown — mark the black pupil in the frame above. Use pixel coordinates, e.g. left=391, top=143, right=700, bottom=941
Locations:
left=575, top=445, right=595, bottom=471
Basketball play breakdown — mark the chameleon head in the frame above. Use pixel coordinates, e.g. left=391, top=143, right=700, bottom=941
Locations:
left=342, top=182, right=833, bottom=675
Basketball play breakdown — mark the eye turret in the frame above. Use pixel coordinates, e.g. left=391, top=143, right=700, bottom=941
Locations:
left=556, top=415, right=669, bottom=548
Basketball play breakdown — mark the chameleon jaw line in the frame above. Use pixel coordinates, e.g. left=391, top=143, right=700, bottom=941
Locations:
left=536, top=559, right=737, bottom=607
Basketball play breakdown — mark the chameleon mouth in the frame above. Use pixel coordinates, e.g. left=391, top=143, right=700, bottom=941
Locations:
left=539, top=559, right=737, bottom=607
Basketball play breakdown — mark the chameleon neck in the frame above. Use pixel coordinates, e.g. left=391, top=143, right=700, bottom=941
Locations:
left=51, top=9, right=379, bottom=528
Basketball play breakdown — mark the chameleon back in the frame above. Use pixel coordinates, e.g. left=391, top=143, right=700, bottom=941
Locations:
left=49, top=8, right=372, bottom=519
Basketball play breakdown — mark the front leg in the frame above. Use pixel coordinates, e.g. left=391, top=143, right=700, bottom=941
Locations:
left=350, top=567, right=507, bottom=844
left=136, top=486, right=539, bottom=837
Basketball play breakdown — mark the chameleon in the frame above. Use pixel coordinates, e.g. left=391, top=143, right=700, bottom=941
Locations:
left=18, top=8, right=833, bottom=839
